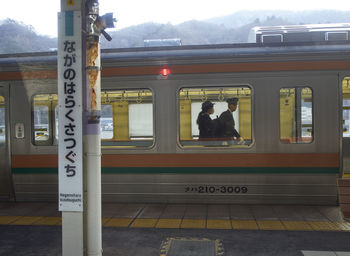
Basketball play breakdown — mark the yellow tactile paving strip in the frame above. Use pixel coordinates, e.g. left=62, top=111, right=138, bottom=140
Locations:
left=156, top=219, right=182, bottom=229
left=334, top=222, right=350, bottom=231
left=282, top=221, right=313, bottom=231
left=307, top=221, right=341, bottom=231
left=33, top=217, right=61, bottom=226
left=104, top=218, right=132, bottom=227
left=257, top=220, right=286, bottom=230
left=181, top=219, right=206, bottom=229
left=0, top=216, right=22, bottom=225
left=231, top=220, right=259, bottom=230
left=101, top=218, right=111, bottom=226
left=1, top=216, right=350, bottom=232
left=130, top=218, right=158, bottom=228
left=12, top=216, right=43, bottom=225
left=207, top=219, right=232, bottom=229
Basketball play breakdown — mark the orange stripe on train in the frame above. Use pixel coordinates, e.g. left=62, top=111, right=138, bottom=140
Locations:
left=102, top=60, right=350, bottom=77
left=11, top=153, right=339, bottom=168
left=1, top=60, right=350, bottom=80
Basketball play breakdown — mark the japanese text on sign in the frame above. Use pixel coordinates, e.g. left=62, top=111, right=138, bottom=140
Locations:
left=58, top=11, right=83, bottom=212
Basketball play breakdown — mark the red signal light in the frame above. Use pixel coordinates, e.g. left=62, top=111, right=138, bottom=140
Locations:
left=161, top=68, right=171, bottom=76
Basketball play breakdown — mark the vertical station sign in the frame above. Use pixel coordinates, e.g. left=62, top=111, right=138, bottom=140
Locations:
left=58, top=10, right=83, bottom=211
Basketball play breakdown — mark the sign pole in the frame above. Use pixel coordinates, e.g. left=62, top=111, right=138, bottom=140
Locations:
left=58, top=0, right=84, bottom=255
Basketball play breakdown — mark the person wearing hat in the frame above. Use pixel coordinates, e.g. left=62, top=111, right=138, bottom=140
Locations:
left=218, top=98, right=244, bottom=142
left=197, top=100, right=216, bottom=139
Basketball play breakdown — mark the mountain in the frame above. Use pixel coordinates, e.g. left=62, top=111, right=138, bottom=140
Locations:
left=207, top=10, right=350, bottom=28
left=0, top=19, right=56, bottom=54
left=100, top=21, right=237, bottom=48
left=100, top=16, right=292, bottom=48
left=1, top=10, right=350, bottom=54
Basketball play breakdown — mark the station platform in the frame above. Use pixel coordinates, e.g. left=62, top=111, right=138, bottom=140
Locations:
left=1, top=202, right=350, bottom=255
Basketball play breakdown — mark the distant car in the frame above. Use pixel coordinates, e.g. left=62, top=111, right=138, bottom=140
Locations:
left=104, top=123, right=113, bottom=131
left=101, top=118, right=113, bottom=131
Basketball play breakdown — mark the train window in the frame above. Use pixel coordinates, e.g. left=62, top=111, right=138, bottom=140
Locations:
left=55, top=106, right=58, bottom=140
left=129, top=103, right=153, bottom=138
left=101, top=89, right=154, bottom=147
left=178, top=87, right=252, bottom=147
left=32, top=94, right=58, bottom=145
left=101, top=104, right=113, bottom=139
left=0, top=96, right=5, bottom=144
left=280, top=87, right=313, bottom=143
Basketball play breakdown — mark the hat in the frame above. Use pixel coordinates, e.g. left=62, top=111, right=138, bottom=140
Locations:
left=226, top=97, right=239, bottom=105
left=201, top=100, right=214, bottom=111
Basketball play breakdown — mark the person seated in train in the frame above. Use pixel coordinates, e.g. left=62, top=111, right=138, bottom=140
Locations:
left=197, top=100, right=217, bottom=140
left=217, top=98, right=244, bottom=143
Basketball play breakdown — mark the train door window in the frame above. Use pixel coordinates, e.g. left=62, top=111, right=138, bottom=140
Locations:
left=101, top=89, right=154, bottom=147
left=129, top=103, right=153, bottom=139
left=32, top=94, right=58, bottom=145
left=280, top=87, right=313, bottom=143
left=0, top=96, right=5, bottom=144
left=343, top=78, right=350, bottom=137
left=179, top=86, right=252, bottom=147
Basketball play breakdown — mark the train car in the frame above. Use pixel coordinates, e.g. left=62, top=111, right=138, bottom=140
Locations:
left=249, top=23, right=350, bottom=43
left=1, top=41, right=350, bottom=205
left=144, top=38, right=182, bottom=47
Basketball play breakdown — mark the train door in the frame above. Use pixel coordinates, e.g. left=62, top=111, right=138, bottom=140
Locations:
left=342, top=77, right=350, bottom=177
left=0, top=85, right=13, bottom=199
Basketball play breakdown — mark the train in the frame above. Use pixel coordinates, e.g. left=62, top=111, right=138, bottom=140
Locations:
left=1, top=38, right=350, bottom=205
left=249, top=23, right=350, bottom=43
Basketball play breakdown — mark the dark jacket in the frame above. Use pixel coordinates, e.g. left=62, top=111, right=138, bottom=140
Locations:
left=197, top=112, right=215, bottom=139
left=218, top=109, right=240, bottom=138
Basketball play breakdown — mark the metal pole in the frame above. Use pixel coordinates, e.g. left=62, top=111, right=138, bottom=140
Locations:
left=84, top=1, right=102, bottom=255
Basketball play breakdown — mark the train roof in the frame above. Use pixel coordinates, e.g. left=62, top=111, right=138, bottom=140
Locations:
left=1, top=41, right=350, bottom=67
left=252, top=23, right=350, bottom=34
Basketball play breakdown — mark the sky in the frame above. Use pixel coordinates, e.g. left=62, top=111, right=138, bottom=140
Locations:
left=1, top=0, right=350, bottom=37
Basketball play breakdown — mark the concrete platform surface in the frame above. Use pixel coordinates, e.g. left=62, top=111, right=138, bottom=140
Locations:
left=0, top=203, right=350, bottom=255
left=0, top=226, right=350, bottom=256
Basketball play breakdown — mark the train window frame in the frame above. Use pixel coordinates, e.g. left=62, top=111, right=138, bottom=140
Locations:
left=279, top=86, right=314, bottom=144
left=0, top=96, right=5, bottom=145
left=177, top=84, right=254, bottom=149
left=31, top=93, right=58, bottom=146
left=101, top=88, right=156, bottom=149
left=342, top=77, right=350, bottom=137
left=261, top=34, right=283, bottom=43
